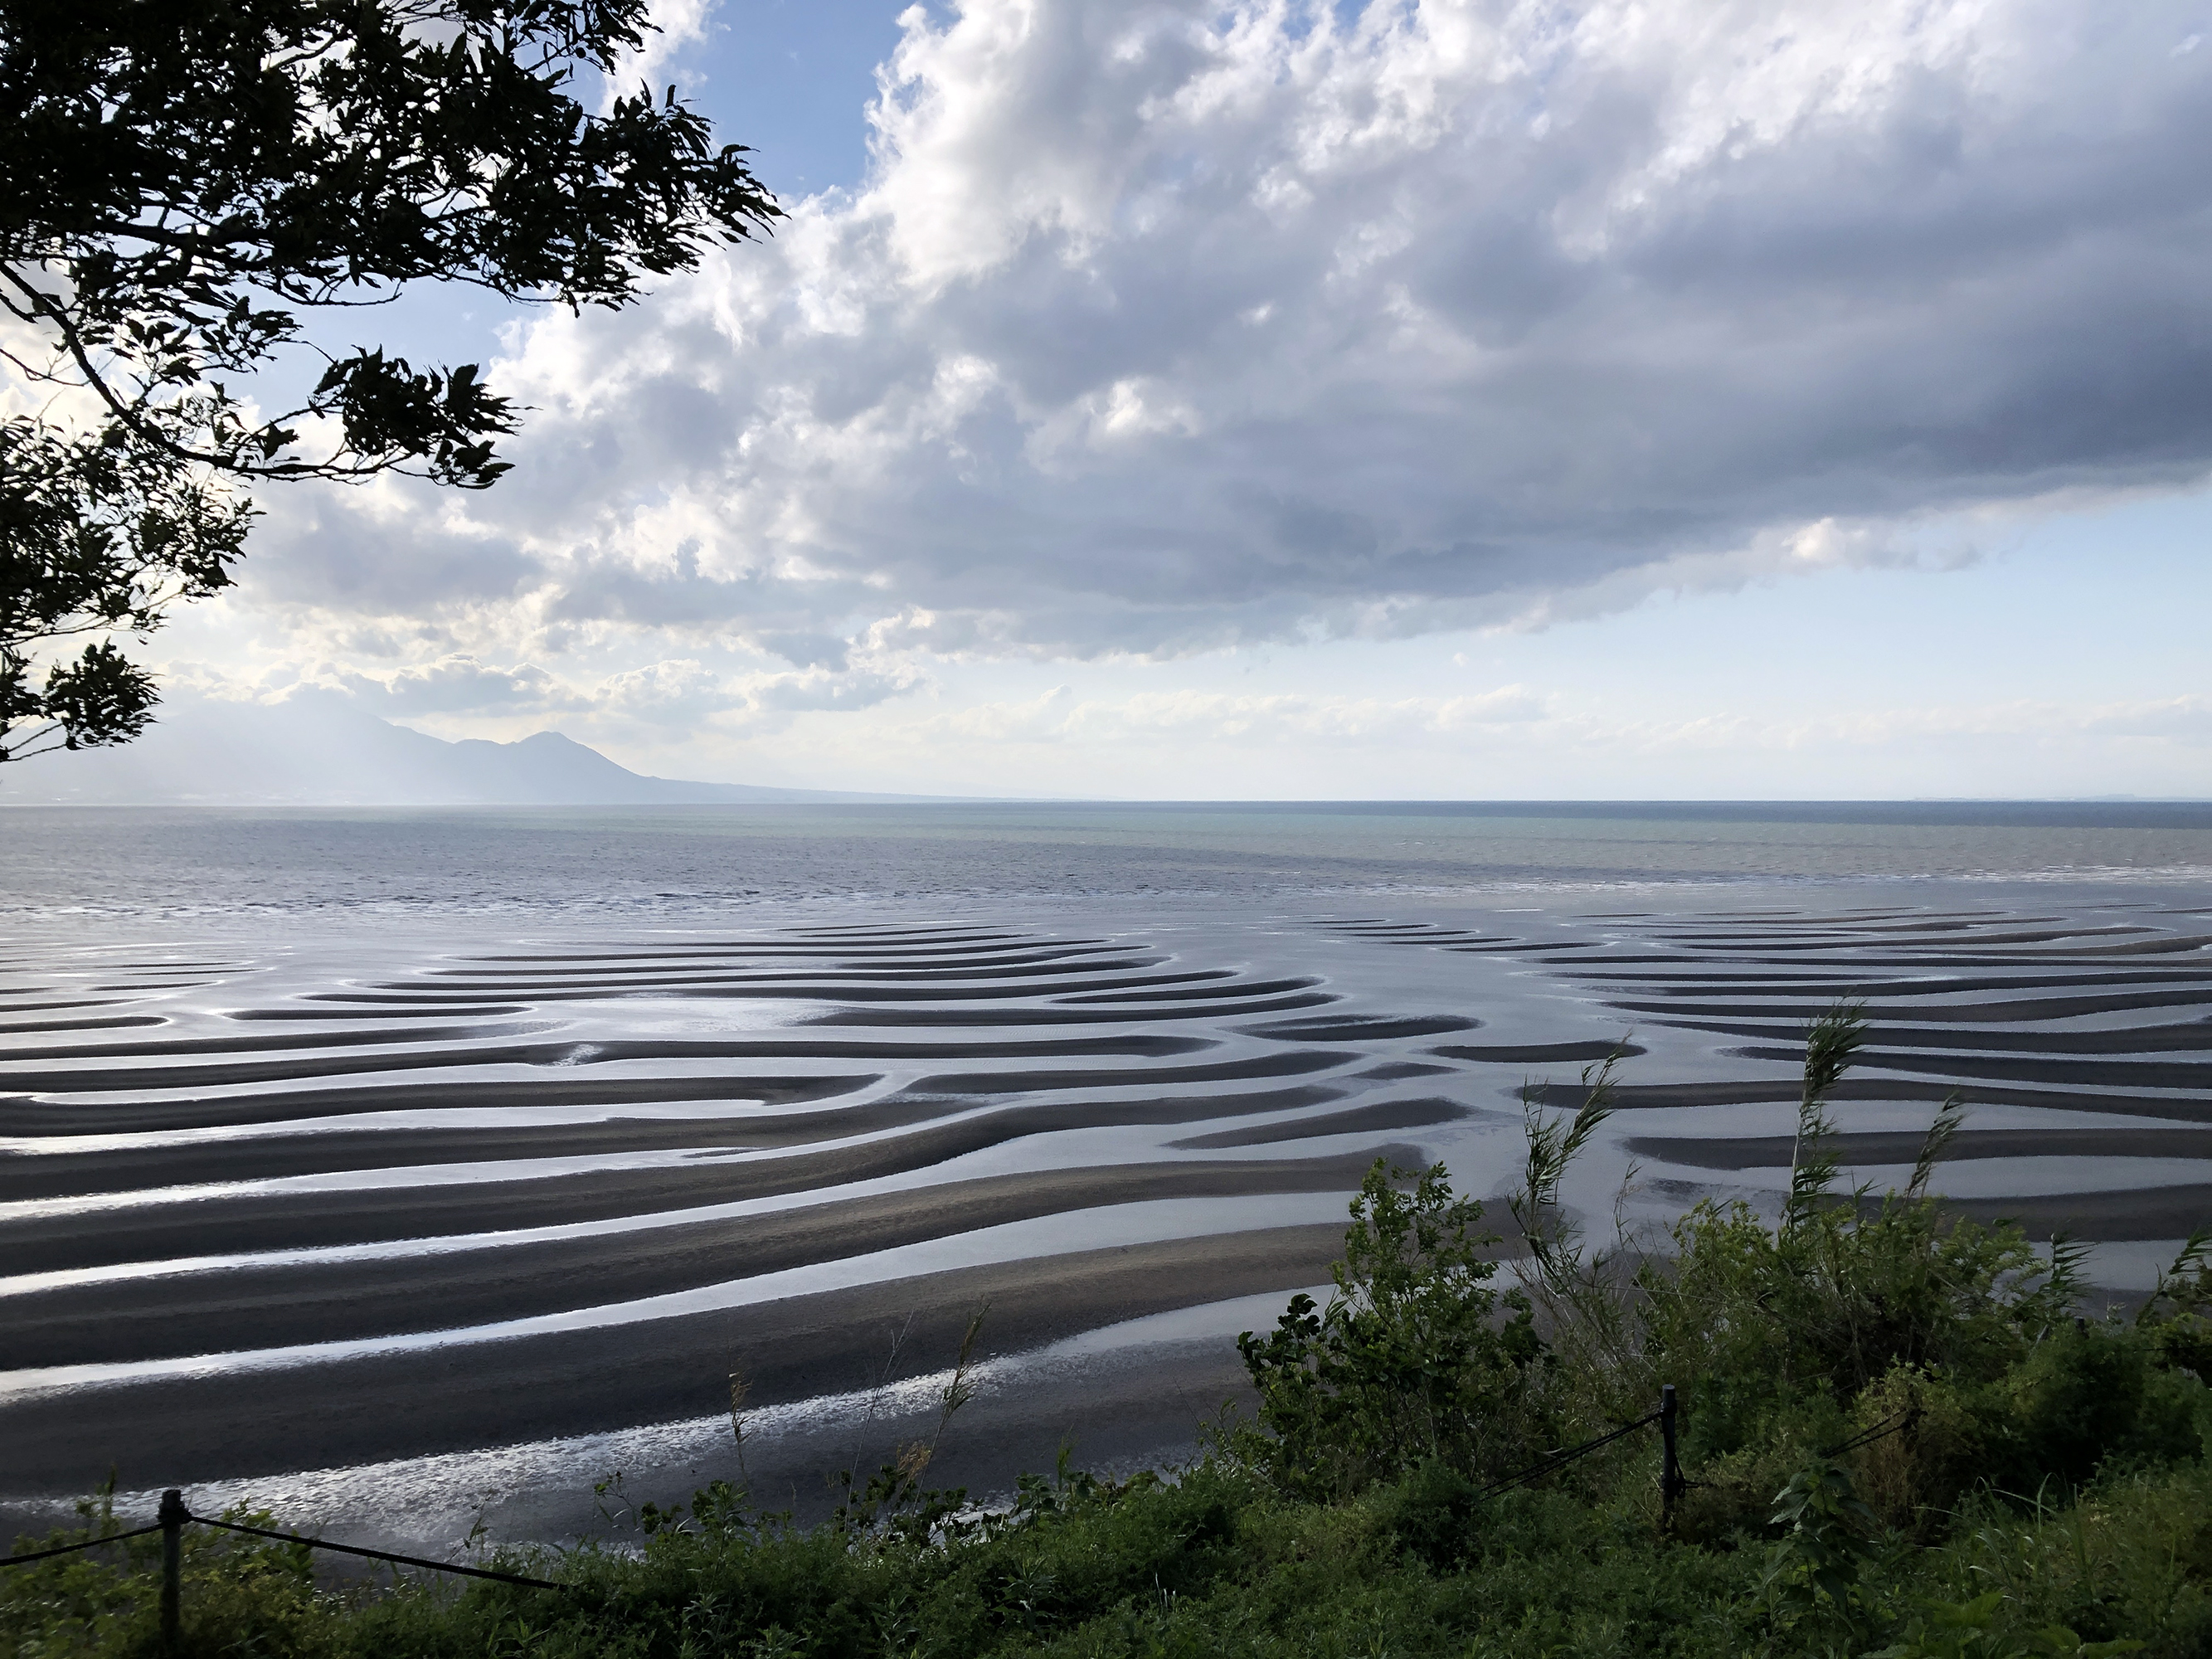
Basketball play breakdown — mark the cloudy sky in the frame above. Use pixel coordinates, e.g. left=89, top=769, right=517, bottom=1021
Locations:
left=152, top=0, right=2212, bottom=797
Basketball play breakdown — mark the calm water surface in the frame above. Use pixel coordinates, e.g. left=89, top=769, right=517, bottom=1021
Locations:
left=5, top=801, right=2210, bottom=924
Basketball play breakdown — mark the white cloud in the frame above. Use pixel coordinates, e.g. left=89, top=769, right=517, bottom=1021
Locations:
left=882, top=682, right=1542, bottom=746
left=239, top=0, right=2212, bottom=688
left=850, top=684, right=2212, bottom=768
left=314, top=654, right=584, bottom=715
left=593, top=658, right=732, bottom=720
left=741, top=662, right=925, bottom=712
left=2081, top=698, right=2212, bottom=744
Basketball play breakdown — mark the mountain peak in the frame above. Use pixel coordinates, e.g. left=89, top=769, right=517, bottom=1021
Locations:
left=0, top=696, right=954, bottom=805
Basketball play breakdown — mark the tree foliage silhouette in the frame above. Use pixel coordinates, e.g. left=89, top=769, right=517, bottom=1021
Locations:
left=0, top=0, right=780, bottom=760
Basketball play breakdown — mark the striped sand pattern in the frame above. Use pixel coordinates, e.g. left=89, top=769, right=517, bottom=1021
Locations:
left=1315, top=901, right=2212, bottom=1247
left=3, top=896, right=2209, bottom=1525
left=0, top=922, right=1477, bottom=1494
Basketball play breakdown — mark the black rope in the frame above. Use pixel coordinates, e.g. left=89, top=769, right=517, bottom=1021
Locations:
left=1822, top=1404, right=1919, bottom=1460
left=193, top=1516, right=566, bottom=1592
left=1, top=1525, right=165, bottom=1568
left=1480, top=1408, right=1665, bottom=1499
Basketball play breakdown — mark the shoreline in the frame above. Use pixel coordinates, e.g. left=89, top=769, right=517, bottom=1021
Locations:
left=5, top=878, right=2210, bottom=1542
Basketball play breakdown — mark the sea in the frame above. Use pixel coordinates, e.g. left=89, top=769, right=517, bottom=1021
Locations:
left=3, top=800, right=2210, bottom=1548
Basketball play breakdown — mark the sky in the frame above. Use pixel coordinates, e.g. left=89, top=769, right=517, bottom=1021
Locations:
left=130, top=0, right=2212, bottom=798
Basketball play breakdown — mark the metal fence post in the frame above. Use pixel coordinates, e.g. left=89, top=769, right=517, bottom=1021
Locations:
left=1660, top=1385, right=1684, bottom=1530
left=158, top=1488, right=187, bottom=1653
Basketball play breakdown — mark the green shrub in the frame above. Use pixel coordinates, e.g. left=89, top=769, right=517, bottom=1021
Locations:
left=1636, top=1016, right=2084, bottom=1469
left=1373, top=1457, right=1482, bottom=1573
left=1987, top=1322, right=2205, bottom=1496
left=1498, top=1009, right=2090, bottom=1482
left=1870, top=1590, right=2146, bottom=1658
left=1235, top=1159, right=1548, bottom=1499
left=2, top=1483, right=337, bottom=1659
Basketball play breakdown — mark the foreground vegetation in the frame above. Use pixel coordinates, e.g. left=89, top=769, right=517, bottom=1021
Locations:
left=10, top=1012, right=2212, bottom=1658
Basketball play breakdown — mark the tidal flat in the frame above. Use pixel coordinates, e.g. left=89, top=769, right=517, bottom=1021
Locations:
left=3, top=801, right=2209, bottom=1550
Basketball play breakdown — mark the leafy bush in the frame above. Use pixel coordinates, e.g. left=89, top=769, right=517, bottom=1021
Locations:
left=1500, top=1010, right=2095, bottom=1493
left=1235, top=1160, right=1548, bottom=1499
left=1990, top=1321, right=2205, bottom=1496
left=2, top=1481, right=335, bottom=1658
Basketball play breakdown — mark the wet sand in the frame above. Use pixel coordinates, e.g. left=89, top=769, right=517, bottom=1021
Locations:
left=6, top=1152, right=1407, bottom=1366
left=3, top=889, right=2210, bottom=1540
left=1, top=1225, right=1351, bottom=1490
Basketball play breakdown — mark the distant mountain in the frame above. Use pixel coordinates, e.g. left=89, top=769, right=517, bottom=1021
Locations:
left=0, top=692, right=945, bottom=805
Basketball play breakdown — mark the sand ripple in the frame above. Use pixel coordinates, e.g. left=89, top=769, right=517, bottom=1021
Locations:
left=3, top=900, right=2208, bottom=1506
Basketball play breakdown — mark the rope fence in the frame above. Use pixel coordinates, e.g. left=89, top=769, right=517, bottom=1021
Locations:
left=1824, top=1404, right=1921, bottom=1460
left=1478, top=1380, right=1923, bottom=1524
left=1473, top=1382, right=1693, bottom=1520
left=1480, top=1405, right=1666, bottom=1499
left=1, top=1489, right=563, bottom=1652
left=0, top=1523, right=164, bottom=1568
left=2, top=1390, right=1931, bottom=1649
left=193, top=1515, right=565, bottom=1590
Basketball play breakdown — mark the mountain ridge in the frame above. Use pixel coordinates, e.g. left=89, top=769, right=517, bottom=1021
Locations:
left=0, top=692, right=955, bottom=805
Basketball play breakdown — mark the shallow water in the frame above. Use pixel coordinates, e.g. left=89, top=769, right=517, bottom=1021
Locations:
left=5, top=800, right=2212, bottom=919
left=2, top=803, right=2209, bottom=1547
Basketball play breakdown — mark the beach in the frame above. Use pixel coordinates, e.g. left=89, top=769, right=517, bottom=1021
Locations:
left=3, top=801, right=2210, bottom=1547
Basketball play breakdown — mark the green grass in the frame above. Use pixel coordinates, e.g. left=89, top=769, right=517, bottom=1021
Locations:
left=13, top=1454, right=2212, bottom=1657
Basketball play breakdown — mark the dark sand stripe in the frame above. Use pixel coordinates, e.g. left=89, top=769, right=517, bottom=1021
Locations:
left=0, top=1056, right=1353, bottom=1198
left=1572, top=971, right=2212, bottom=998
left=1667, top=1021, right=2212, bottom=1054
left=0, top=1023, right=549, bottom=1064
left=1642, top=927, right=2144, bottom=948
left=1593, top=950, right=2208, bottom=973
left=229, top=1006, right=532, bottom=1020
left=1432, top=1041, right=1645, bottom=1064
left=1938, top=1186, right=2212, bottom=1242
left=434, top=943, right=1133, bottom=971
left=1524, top=953, right=1692, bottom=965
left=1520, top=1078, right=2212, bottom=1122
left=458, top=942, right=1087, bottom=965
left=298, top=970, right=1237, bottom=1005
left=1723, top=942, right=2212, bottom=967
left=0, top=1117, right=806, bottom=1200
left=1236, top=1014, right=1478, bottom=1041
left=1729, top=1045, right=2212, bottom=1092
left=0, top=1223, right=1356, bottom=1491
left=393, top=957, right=1170, bottom=991
left=1602, top=989, right=2212, bottom=1021
left=0, top=1033, right=1214, bottom=1097
left=1059, top=976, right=1323, bottom=1005
left=465, top=936, right=1064, bottom=961
left=1444, top=942, right=1590, bottom=954
left=0, top=1087, right=1352, bottom=1270
left=1173, top=1097, right=1471, bottom=1150
left=0, top=1016, right=166, bottom=1037
left=802, top=992, right=1336, bottom=1026
left=4, top=1152, right=1403, bottom=1368
left=0, top=1073, right=878, bottom=1138
left=889, top=1048, right=1351, bottom=1097
left=0, top=1088, right=998, bottom=1200
left=1627, top=1127, right=2212, bottom=1170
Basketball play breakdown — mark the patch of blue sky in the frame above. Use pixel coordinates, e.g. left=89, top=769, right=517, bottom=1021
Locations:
left=688, top=0, right=913, bottom=200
